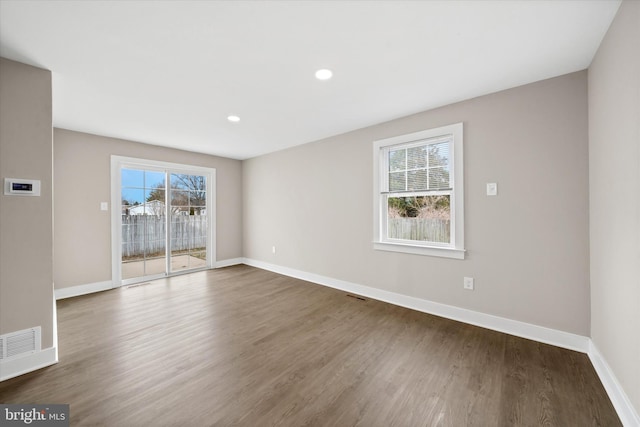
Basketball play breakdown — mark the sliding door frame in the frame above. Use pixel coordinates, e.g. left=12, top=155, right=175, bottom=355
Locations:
left=110, top=155, right=216, bottom=287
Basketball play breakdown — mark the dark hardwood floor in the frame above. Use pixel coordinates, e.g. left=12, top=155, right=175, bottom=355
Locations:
left=0, top=265, right=620, bottom=426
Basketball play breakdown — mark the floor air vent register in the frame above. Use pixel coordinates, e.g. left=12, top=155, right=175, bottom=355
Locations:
left=0, top=327, right=41, bottom=360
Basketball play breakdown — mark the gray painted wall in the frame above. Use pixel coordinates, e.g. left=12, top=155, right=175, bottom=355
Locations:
left=54, top=128, right=243, bottom=289
left=243, top=71, right=590, bottom=336
left=0, top=58, right=54, bottom=348
left=589, top=0, right=640, bottom=414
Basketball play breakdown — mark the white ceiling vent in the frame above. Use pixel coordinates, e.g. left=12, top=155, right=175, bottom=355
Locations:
left=0, top=327, right=41, bottom=360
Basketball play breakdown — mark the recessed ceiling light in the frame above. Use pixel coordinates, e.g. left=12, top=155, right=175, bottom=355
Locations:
left=227, top=115, right=240, bottom=122
left=315, top=69, right=333, bottom=80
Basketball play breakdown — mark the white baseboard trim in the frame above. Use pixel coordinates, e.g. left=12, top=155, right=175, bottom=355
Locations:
left=54, top=260, right=245, bottom=300
left=588, top=341, right=640, bottom=427
left=55, top=280, right=113, bottom=300
left=0, top=347, right=57, bottom=382
left=242, top=258, right=589, bottom=353
left=215, top=257, right=244, bottom=268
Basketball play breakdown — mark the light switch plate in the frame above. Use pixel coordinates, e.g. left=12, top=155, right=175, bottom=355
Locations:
left=100, top=202, right=109, bottom=211
left=486, top=183, right=498, bottom=196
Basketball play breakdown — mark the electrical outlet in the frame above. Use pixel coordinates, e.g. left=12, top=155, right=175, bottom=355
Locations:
left=463, top=277, right=474, bottom=290
left=272, top=246, right=276, bottom=254
left=100, top=202, right=109, bottom=211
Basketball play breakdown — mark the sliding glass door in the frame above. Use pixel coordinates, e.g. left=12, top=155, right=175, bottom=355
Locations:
left=169, top=173, right=208, bottom=273
left=113, top=157, right=215, bottom=285
left=121, top=168, right=168, bottom=281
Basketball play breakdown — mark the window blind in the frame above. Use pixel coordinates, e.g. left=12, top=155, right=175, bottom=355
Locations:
left=387, top=139, right=450, bottom=192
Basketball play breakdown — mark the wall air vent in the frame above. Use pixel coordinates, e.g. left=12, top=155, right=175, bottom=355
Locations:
left=0, top=327, right=41, bottom=360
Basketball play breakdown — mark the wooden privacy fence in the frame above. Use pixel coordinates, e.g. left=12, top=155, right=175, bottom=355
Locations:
left=388, top=218, right=450, bottom=243
left=122, top=215, right=207, bottom=257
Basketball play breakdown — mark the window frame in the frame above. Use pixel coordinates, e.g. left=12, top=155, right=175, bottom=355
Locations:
left=373, top=123, right=465, bottom=259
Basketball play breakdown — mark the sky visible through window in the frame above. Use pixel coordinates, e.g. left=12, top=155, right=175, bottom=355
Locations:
left=121, top=169, right=207, bottom=208
left=121, top=169, right=165, bottom=205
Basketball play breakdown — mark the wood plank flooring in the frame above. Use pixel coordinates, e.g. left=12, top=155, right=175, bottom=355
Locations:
left=0, top=265, right=620, bottom=426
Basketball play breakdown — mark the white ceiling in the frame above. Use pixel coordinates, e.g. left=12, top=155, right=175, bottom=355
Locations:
left=0, top=1, right=620, bottom=160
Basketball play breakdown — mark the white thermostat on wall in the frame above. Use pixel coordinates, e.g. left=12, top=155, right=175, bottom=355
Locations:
left=4, top=178, right=41, bottom=196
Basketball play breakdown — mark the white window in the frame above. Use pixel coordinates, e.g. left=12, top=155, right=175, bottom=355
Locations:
left=373, top=123, right=464, bottom=259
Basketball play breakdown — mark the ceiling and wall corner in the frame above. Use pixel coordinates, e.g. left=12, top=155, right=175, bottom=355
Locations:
left=0, top=0, right=621, bottom=159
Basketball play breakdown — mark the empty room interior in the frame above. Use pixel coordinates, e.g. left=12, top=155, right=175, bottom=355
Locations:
left=0, top=1, right=638, bottom=426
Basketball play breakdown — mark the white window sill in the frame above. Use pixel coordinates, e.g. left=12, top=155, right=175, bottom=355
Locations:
left=373, top=241, right=466, bottom=260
